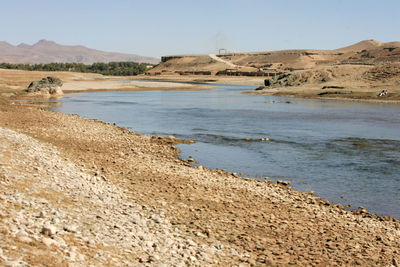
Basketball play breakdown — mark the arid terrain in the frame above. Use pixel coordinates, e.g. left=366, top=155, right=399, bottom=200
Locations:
left=149, top=40, right=400, bottom=75
left=2, top=39, right=400, bottom=102
left=147, top=40, right=400, bottom=102
left=0, top=69, right=210, bottom=97
left=0, top=67, right=399, bottom=266
left=250, top=63, right=400, bottom=103
left=0, top=41, right=399, bottom=266
left=0, top=96, right=399, bottom=266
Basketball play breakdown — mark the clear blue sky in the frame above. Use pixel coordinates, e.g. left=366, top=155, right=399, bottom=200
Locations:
left=1, top=0, right=399, bottom=58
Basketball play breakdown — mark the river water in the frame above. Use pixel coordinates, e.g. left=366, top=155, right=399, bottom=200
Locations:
left=50, top=83, right=400, bottom=218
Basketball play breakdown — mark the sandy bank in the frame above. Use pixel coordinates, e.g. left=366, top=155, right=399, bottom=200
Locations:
left=0, top=69, right=212, bottom=97
left=0, top=99, right=399, bottom=266
left=61, top=79, right=212, bottom=93
left=247, top=85, right=400, bottom=104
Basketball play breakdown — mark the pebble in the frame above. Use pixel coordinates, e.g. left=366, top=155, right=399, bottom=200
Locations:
left=215, top=244, right=224, bottom=250
left=64, top=224, right=78, bottom=233
left=16, top=231, right=33, bottom=243
left=42, top=237, right=58, bottom=247
left=42, top=225, right=57, bottom=236
left=1, top=108, right=399, bottom=267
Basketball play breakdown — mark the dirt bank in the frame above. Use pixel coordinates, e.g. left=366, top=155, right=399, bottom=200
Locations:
left=0, top=98, right=399, bottom=266
left=0, top=69, right=211, bottom=97
left=246, top=64, right=400, bottom=104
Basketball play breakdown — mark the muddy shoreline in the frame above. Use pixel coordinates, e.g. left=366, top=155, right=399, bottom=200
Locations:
left=0, top=96, right=399, bottom=266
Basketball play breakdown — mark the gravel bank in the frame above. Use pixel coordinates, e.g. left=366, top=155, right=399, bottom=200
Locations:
left=0, top=101, right=399, bottom=266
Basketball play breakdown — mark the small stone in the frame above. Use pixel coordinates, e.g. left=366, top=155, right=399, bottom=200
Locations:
left=149, top=255, right=160, bottom=262
left=64, top=224, right=78, bottom=233
left=77, top=253, right=85, bottom=261
left=42, top=225, right=57, bottom=236
left=276, top=180, right=292, bottom=186
left=393, top=257, right=399, bottom=267
left=67, top=251, right=77, bottom=261
left=214, top=244, right=224, bottom=250
left=358, top=206, right=367, bottom=213
left=42, top=237, right=58, bottom=247
left=355, top=259, right=363, bottom=265
left=16, top=231, right=32, bottom=243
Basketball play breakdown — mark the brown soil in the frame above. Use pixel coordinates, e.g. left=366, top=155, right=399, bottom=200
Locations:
left=0, top=93, right=399, bottom=266
left=250, top=64, right=400, bottom=103
left=0, top=69, right=210, bottom=97
left=145, top=40, right=400, bottom=103
left=149, top=40, right=400, bottom=75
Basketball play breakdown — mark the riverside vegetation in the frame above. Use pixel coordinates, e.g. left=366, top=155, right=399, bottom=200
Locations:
left=0, top=62, right=151, bottom=76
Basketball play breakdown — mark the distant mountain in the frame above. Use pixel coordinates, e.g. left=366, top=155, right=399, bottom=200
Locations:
left=0, top=40, right=159, bottom=64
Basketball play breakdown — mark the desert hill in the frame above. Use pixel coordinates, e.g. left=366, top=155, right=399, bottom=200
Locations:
left=148, top=40, right=400, bottom=76
left=334, top=39, right=384, bottom=53
left=0, top=40, right=159, bottom=64
left=146, top=40, right=400, bottom=102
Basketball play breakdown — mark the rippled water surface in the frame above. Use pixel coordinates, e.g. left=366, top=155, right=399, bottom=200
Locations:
left=51, top=84, right=400, bottom=218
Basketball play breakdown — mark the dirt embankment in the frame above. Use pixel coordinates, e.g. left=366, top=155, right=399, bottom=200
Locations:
left=0, top=98, right=399, bottom=266
left=251, top=64, right=400, bottom=103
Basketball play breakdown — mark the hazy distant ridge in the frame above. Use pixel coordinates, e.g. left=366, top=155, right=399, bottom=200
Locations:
left=0, top=40, right=160, bottom=64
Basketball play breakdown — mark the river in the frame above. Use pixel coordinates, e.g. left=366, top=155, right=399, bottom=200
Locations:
left=50, top=83, right=400, bottom=218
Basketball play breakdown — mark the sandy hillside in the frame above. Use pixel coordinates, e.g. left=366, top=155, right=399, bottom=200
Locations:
left=148, top=40, right=400, bottom=75
left=145, top=40, right=400, bottom=102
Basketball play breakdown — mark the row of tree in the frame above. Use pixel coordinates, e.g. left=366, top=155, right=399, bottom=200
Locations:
left=0, top=62, right=153, bottom=76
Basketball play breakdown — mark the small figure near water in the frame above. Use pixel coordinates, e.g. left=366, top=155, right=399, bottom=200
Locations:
left=377, top=89, right=388, bottom=97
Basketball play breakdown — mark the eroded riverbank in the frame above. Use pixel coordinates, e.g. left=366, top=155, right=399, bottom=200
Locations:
left=0, top=98, right=399, bottom=266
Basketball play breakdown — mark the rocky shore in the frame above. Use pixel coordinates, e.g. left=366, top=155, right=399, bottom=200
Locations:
left=0, top=100, right=399, bottom=266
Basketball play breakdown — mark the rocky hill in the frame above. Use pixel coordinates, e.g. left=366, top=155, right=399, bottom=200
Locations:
left=0, top=40, right=159, bottom=64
